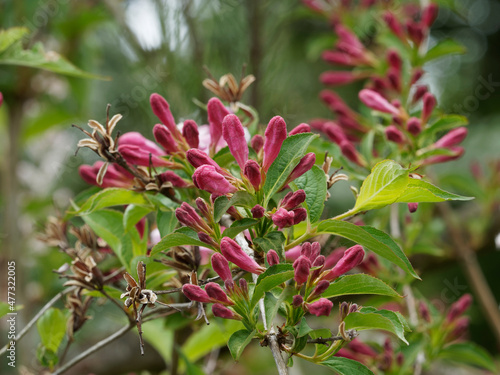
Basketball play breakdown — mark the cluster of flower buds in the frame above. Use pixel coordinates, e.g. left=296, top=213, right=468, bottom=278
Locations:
left=444, top=293, right=473, bottom=341
left=271, top=190, right=308, bottom=229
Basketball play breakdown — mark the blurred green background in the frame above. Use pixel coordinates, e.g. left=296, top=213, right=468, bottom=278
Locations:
left=1, top=0, right=500, bottom=374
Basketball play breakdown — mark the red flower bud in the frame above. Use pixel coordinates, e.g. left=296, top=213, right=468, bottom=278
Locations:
left=411, top=69, right=424, bottom=85
left=322, top=121, right=348, bottom=145
left=292, top=208, right=307, bottom=225
left=220, top=237, right=265, bottom=274
left=198, top=232, right=218, bottom=248
left=186, top=149, right=227, bottom=175
left=422, top=3, right=439, bottom=28
left=418, top=301, right=432, bottom=323
left=434, top=127, right=468, bottom=148
left=207, top=97, right=230, bottom=150
left=335, top=25, right=364, bottom=58
left=349, top=339, right=378, bottom=357
left=251, top=204, right=265, bottom=219
left=422, top=146, right=464, bottom=166
left=412, top=85, right=428, bottom=104
left=222, top=114, right=249, bottom=170
left=251, top=134, right=264, bottom=153
left=301, top=242, right=312, bottom=259
left=211, top=253, right=232, bottom=282
left=192, top=165, right=236, bottom=194
left=322, top=245, right=365, bottom=281
left=212, top=303, right=241, bottom=320
left=422, top=92, right=437, bottom=123
left=322, top=50, right=355, bottom=66
left=150, top=93, right=182, bottom=140
left=238, top=278, right=249, bottom=296
left=153, top=124, right=179, bottom=153
left=383, top=12, right=405, bottom=40
left=325, top=247, right=346, bottom=269
left=175, top=202, right=210, bottom=233
left=205, top=282, right=232, bottom=305
left=306, top=298, right=333, bottom=317
left=320, top=71, right=360, bottom=86
left=293, top=255, right=311, bottom=285
left=292, top=294, right=304, bottom=308
left=309, top=280, right=330, bottom=300
left=340, top=140, right=364, bottom=166
left=408, top=202, right=418, bottom=213
left=289, top=123, right=311, bottom=136
left=449, top=316, right=469, bottom=340
left=0, top=92, right=3, bottom=107
left=244, top=160, right=262, bottom=190
left=446, top=294, right=472, bottom=323
left=182, top=120, right=199, bottom=148
left=195, top=198, right=210, bottom=219
left=158, top=171, right=188, bottom=188
left=118, top=144, right=172, bottom=167
left=266, top=250, right=280, bottom=266
left=359, top=89, right=400, bottom=115
left=79, top=162, right=133, bottom=188
left=406, top=117, right=422, bottom=136
left=406, top=21, right=424, bottom=46
left=285, top=245, right=302, bottom=262
left=272, top=208, right=295, bottom=229
left=263, top=116, right=287, bottom=172
left=280, top=190, right=306, bottom=210
left=387, top=49, right=402, bottom=72
left=387, top=69, right=401, bottom=92
left=385, top=125, right=405, bottom=144
left=286, top=153, right=316, bottom=185
left=182, top=284, right=211, bottom=303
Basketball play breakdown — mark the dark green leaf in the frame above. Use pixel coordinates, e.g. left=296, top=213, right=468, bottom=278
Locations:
left=316, top=220, right=419, bottom=279
left=322, top=274, right=401, bottom=300
left=156, top=210, right=178, bottom=237
left=36, top=345, right=59, bottom=369
left=395, top=179, right=473, bottom=203
left=150, top=228, right=211, bottom=257
left=292, top=165, right=327, bottom=223
left=438, top=342, right=497, bottom=372
left=254, top=231, right=286, bottom=259
left=251, top=264, right=294, bottom=307
left=424, top=39, right=466, bottom=62
left=37, top=308, right=66, bottom=353
left=222, top=218, right=259, bottom=238
left=213, top=191, right=255, bottom=222
left=228, top=329, right=256, bottom=360
left=320, top=356, right=375, bottom=374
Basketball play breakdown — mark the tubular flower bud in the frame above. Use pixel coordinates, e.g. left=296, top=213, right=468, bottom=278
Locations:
left=349, top=339, right=378, bottom=357
left=335, top=25, right=364, bottom=58
left=192, top=165, right=236, bottom=194
left=434, top=127, right=468, bottom=148
left=320, top=71, right=361, bottom=86
left=220, top=237, right=265, bottom=275
left=280, top=190, right=306, bottom=210
left=272, top=208, right=295, bottom=229
left=198, top=232, right=218, bottom=248
left=285, top=245, right=302, bottom=261
left=182, top=120, right=199, bottom=148
left=266, top=250, right=280, bottom=266
left=293, top=255, right=311, bottom=285
left=0, top=92, right=3, bottom=107
left=212, top=304, right=241, bottom=320
left=406, top=117, right=422, bottom=135
left=150, top=93, right=182, bottom=140
left=387, top=69, right=401, bottom=92
left=446, top=294, right=472, bottom=323
left=322, top=50, right=356, bottom=66
left=182, top=284, right=212, bottom=303
left=205, top=282, right=233, bottom=305
left=418, top=301, right=432, bottom=323
left=311, top=242, right=321, bottom=260
left=158, top=171, right=188, bottom=188
left=308, top=280, right=330, bottom=301
left=251, top=204, right=265, bottom=219
left=79, top=162, right=133, bottom=188
left=359, top=89, right=400, bottom=115
left=301, top=243, right=312, bottom=259
left=222, top=114, right=249, bottom=170
left=195, top=198, right=210, bottom=219
left=421, top=92, right=437, bottom=123
left=244, top=160, right=262, bottom=190
left=385, top=125, right=405, bottom=144
left=310, top=255, right=326, bottom=281
left=263, top=116, right=287, bottom=172
left=292, top=208, right=307, bottom=225
left=412, top=85, right=428, bottom=104
left=340, top=302, right=349, bottom=321
left=383, top=12, right=405, bottom=40
left=325, top=247, right=346, bottom=269
left=186, top=149, right=227, bottom=175
left=289, top=123, right=311, bottom=136
left=207, top=97, right=230, bottom=150
left=408, top=203, right=418, bottom=213
left=321, top=245, right=365, bottom=281
left=292, top=295, right=304, bottom=308
left=422, top=3, right=439, bottom=28
left=387, top=49, right=402, bottom=72
left=306, top=298, right=333, bottom=317
left=238, top=278, right=249, bottom=297
left=286, top=153, right=316, bottom=185
left=421, top=146, right=464, bottom=166
left=340, top=141, right=364, bottom=166
left=153, top=124, right=179, bottom=153
left=250, top=134, right=264, bottom=153
left=322, top=121, right=348, bottom=145
left=406, top=21, right=424, bottom=46
left=119, top=132, right=164, bottom=156
left=118, top=144, right=172, bottom=167
left=175, top=202, right=210, bottom=233
left=211, top=253, right=232, bottom=282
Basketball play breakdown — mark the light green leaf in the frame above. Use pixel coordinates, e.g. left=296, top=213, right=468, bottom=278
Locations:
left=316, top=220, right=419, bottom=279
left=438, top=342, right=497, bottom=372
left=395, top=179, right=473, bottom=203
left=150, top=228, right=211, bottom=257
left=320, top=356, right=375, bottom=375
left=291, top=165, right=327, bottom=223
left=322, top=274, right=401, bottom=300
left=264, top=288, right=291, bottom=327
left=73, top=188, right=151, bottom=216
left=228, top=329, right=256, bottom=360
left=263, top=133, right=317, bottom=206
left=222, top=218, right=259, bottom=238
left=0, top=27, right=29, bottom=53
left=424, top=39, right=466, bottom=62
left=37, top=308, right=67, bottom=353
left=254, top=231, right=286, bottom=259
left=251, top=264, right=294, bottom=308
left=156, top=210, right=178, bottom=237
left=124, top=204, right=153, bottom=232
left=309, top=328, right=332, bottom=357
left=297, top=317, right=313, bottom=338
left=83, top=285, right=123, bottom=299
left=0, top=302, right=10, bottom=318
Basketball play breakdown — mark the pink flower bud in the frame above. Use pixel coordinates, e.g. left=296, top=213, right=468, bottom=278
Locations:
left=300, top=242, right=312, bottom=259
left=192, top=165, right=236, bottom=194
left=220, top=237, right=265, bottom=274
left=321, top=50, right=356, bottom=66
left=320, top=90, right=356, bottom=118
left=385, top=125, right=405, bottom=144
left=285, top=245, right=302, bottom=261
left=322, top=245, right=365, bottom=281
left=293, top=255, right=311, bottom=285
left=449, top=317, right=469, bottom=340
left=79, top=162, right=133, bottom=188
left=434, top=127, right=468, bottom=148
left=238, top=278, right=249, bottom=296
left=153, top=124, right=179, bottom=154
left=289, top=123, right=311, bottom=136
left=286, top=153, right=316, bottom=185
left=263, top=116, right=287, bottom=172
left=266, top=250, right=280, bottom=266
left=306, top=298, right=333, bottom=317
left=359, top=89, right=400, bottom=115
left=408, top=203, right=418, bottom=213
left=383, top=12, right=405, bottom=40
left=118, top=144, right=172, bottom=167
left=349, top=303, right=359, bottom=314
left=182, top=120, right=199, bottom=148
left=251, top=205, right=265, bottom=219
left=325, top=247, right=346, bottom=269
left=119, top=132, right=164, bottom=156
left=311, top=242, right=321, bottom=260
left=349, top=339, right=378, bottom=357
left=211, top=253, right=232, bottom=282
left=0, top=92, right=3, bottom=107
left=418, top=301, right=432, bottom=323
left=422, top=92, right=437, bottom=123
left=387, top=49, right=402, bottom=72
left=340, top=302, right=349, bottom=320
left=292, top=295, right=304, bottom=308
left=422, top=146, right=464, bottom=166
left=309, top=280, right=330, bottom=300
left=186, top=149, right=227, bottom=174
left=198, top=232, right=218, bottom=248
left=195, top=198, right=210, bottom=219
left=212, top=303, right=241, bottom=320
left=340, top=141, right=364, bottom=166
left=292, top=208, right=307, bottom=225
left=406, top=117, right=422, bottom=136
left=175, top=202, right=209, bottom=232
left=387, top=69, right=401, bottom=92
left=335, top=25, right=364, bottom=58
left=280, top=190, right=306, bottom=210
left=205, top=282, right=232, bottom=305
left=446, top=294, right=472, bottom=323
left=310, top=255, right=325, bottom=281
left=406, top=21, right=424, bottom=46
left=411, top=69, right=424, bottom=85
left=320, top=71, right=360, bottom=86
left=251, top=134, right=264, bottom=153
left=412, top=85, right=428, bottom=104
left=182, top=284, right=211, bottom=303
left=150, top=93, right=182, bottom=140
left=272, top=208, right=295, bottom=229
left=422, top=3, right=439, bottom=28
left=207, top=97, right=230, bottom=150
left=322, top=121, right=348, bottom=145
left=222, top=114, right=249, bottom=170
left=158, top=171, right=188, bottom=188
left=312, top=254, right=324, bottom=268
left=244, top=160, right=261, bottom=190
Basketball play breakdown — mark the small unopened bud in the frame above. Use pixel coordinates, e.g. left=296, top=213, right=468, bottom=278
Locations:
left=212, top=303, right=241, bottom=320
left=322, top=50, right=355, bottom=66
left=421, top=92, right=437, bottom=123
left=322, top=245, right=365, bottom=281
left=385, top=125, right=405, bottom=144
left=359, top=89, right=400, bottom=115
left=412, top=85, right=428, bottom=104
left=434, top=127, right=468, bottom=148
left=309, top=280, right=330, bottom=300
left=272, top=208, right=295, bottom=229
left=301, top=243, right=312, bottom=259
left=396, top=352, right=405, bottom=367
left=322, top=121, right=348, bottom=145
left=449, top=316, right=469, bottom=339
left=289, top=123, right=311, bottom=136
left=250, top=134, right=264, bottom=153
left=182, top=284, right=211, bottom=303
left=251, top=205, right=265, bottom=219
left=310, top=255, right=326, bottom=281
left=211, top=253, right=232, bottom=282
left=408, top=203, right=418, bottom=213
left=325, top=248, right=346, bottom=269
left=238, top=278, right=248, bottom=296
left=207, top=97, right=230, bottom=150
left=446, top=294, right=472, bottom=323
left=350, top=339, right=377, bottom=357
left=292, top=208, right=307, bottom=225
left=186, top=149, right=222, bottom=171
left=340, top=141, right=364, bottom=166
left=292, top=295, right=304, bottom=308
left=244, top=160, right=262, bottom=190
left=150, top=93, right=182, bottom=140
left=340, top=302, right=349, bottom=320
left=293, top=255, right=311, bottom=285
left=263, top=116, right=287, bottom=172
left=311, top=242, right=321, bottom=260
left=349, top=303, right=359, bottom=314
left=198, top=232, right=218, bottom=248
left=153, top=124, right=179, bottom=154
left=266, top=250, right=280, bottom=266
left=222, top=114, right=249, bottom=170
left=406, top=117, right=422, bottom=136
left=280, top=190, right=306, bottom=210
left=406, top=21, right=424, bottom=46
left=195, top=198, right=210, bottom=219
left=418, top=301, right=432, bottom=323
left=192, top=165, right=236, bottom=194
left=411, top=69, right=424, bottom=85
left=387, top=49, right=402, bottom=72
left=182, top=120, right=199, bottom=148
left=220, top=237, right=265, bottom=275
left=205, top=282, right=232, bottom=305
left=383, top=11, right=405, bottom=40
left=422, top=3, right=439, bottom=28
left=306, top=298, right=333, bottom=317
left=421, top=146, right=464, bottom=166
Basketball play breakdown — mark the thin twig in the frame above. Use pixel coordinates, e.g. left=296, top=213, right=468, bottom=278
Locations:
left=307, top=336, right=343, bottom=345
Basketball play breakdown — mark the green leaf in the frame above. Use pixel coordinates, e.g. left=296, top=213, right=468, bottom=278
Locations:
left=320, top=356, right=375, bottom=375
left=228, top=329, right=256, bottom=360
left=177, top=347, right=206, bottom=375
left=36, top=345, right=59, bottom=369
left=150, top=228, right=211, bottom=257
left=264, top=288, right=292, bottom=327
left=0, top=27, right=29, bottom=53
left=322, top=274, right=401, bottom=300
left=316, top=220, right=419, bottom=279
left=83, top=285, right=123, bottom=299
left=0, top=302, right=10, bottom=318
left=291, top=165, right=327, bottom=223
left=37, top=308, right=67, bottom=353
left=344, top=309, right=409, bottom=344
left=424, top=39, right=466, bottom=62
left=254, top=231, right=286, bottom=259
left=395, top=179, right=473, bottom=203
left=124, top=204, right=153, bottom=232
left=309, top=328, right=332, bottom=357
left=156, top=210, right=178, bottom=237
left=213, top=191, right=256, bottom=222
left=352, top=160, right=409, bottom=213
left=73, top=188, right=151, bottom=216
left=251, top=264, right=294, bottom=307
left=420, top=114, right=468, bottom=139
left=297, top=317, right=313, bottom=338
left=222, top=218, right=259, bottom=238
left=438, top=342, right=497, bottom=372
left=263, top=133, right=317, bottom=206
